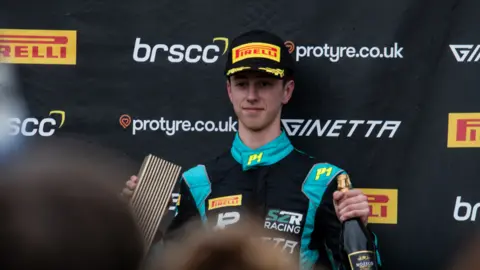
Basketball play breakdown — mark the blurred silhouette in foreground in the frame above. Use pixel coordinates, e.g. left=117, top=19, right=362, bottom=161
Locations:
left=449, top=232, right=480, bottom=270
left=0, top=63, right=27, bottom=163
left=155, top=218, right=303, bottom=270
left=0, top=138, right=144, bottom=270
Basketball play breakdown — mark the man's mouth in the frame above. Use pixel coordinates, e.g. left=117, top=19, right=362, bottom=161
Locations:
left=242, top=107, right=264, bottom=111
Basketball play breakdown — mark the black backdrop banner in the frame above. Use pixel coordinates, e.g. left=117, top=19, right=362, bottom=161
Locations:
left=1, top=0, right=479, bottom=269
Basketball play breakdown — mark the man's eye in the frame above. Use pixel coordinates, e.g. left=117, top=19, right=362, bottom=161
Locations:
left=236, top=82, right=247, bottom=87
left=260, top=81, right=272, bottom=87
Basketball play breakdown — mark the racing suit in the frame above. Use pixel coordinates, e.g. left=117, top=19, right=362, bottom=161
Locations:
left=164, top=131, right=382, bottom=270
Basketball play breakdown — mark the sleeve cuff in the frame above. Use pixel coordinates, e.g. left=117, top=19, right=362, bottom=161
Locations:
left=370, top=230, right=382, bottom=267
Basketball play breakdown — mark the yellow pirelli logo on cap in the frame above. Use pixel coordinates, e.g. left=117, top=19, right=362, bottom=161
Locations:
left=232, top=42, right=281, bottom=63
left=208, top=195, right=242, bottom=210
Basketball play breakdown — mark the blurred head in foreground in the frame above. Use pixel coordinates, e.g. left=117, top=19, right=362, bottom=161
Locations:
left=449, top=232, right=480, bottom=270
left=0, top=138, right=144, bottom=270
left=157, top=220, right=299, bottom=270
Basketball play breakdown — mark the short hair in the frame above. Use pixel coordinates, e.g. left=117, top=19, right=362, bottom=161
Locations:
left=0, top=138, right=145, bottom=270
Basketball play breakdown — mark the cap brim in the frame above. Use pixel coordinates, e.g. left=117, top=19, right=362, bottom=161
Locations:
left=225, top=66, right=286, bottom=78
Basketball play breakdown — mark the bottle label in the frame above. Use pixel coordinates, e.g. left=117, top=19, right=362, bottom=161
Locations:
left=348, top=250, right=376, bottom=270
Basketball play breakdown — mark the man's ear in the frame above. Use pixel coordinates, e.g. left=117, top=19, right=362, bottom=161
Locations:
left=281, top=79, right=295, bottom=105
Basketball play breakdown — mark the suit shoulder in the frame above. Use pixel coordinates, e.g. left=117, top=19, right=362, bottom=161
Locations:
left=291, top=148, right=318, bottom=164
left=182, top=150, right=229, bottom=173
left=290, top=149, right=347, bottom=187
left=182, top=150, right=235, bottom=183
left=292, top=148, right=346, bottom=172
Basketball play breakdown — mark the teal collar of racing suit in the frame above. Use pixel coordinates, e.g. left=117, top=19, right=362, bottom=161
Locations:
left=231, top=131, right=294, bottom=171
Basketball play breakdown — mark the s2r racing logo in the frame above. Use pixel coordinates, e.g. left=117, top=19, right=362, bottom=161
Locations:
left=264, top=209, right=303, bottom=234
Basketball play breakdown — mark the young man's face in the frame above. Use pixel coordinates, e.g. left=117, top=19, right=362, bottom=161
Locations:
left=227, top=71, right=294, bottom=132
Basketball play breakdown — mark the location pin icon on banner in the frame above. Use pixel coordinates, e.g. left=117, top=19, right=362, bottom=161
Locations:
left=119, top=114, right=132, bottom=129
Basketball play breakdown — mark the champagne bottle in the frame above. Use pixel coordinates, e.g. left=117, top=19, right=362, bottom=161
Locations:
left=337, top=174, right=378, bottom=270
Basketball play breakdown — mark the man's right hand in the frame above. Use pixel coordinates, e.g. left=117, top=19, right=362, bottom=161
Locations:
left=122, top=175, right=138, bottom=199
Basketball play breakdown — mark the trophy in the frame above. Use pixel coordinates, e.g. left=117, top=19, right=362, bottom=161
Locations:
left=337, top=174, right=379, bottom=270
left=130, top=154, right=182, bottom=252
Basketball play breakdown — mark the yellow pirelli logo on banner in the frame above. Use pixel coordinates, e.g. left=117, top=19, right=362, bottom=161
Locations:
left=447, top=113, right=480, bottom=148
left=0, top=29, right=77, bottom=65
left=208, top=195, right=242, bottom=210
left=232, top=42, right=281, bottom=63
left=358, top=188, right=398, bottom=224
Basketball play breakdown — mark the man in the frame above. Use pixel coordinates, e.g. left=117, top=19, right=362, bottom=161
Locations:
left=123, top=30, right=382, bottom=269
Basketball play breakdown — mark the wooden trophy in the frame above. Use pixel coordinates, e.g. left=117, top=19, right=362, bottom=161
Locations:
left=130, top=154, right=182, bottom=252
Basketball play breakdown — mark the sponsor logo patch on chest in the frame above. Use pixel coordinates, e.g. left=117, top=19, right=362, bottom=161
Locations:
left=208, top=195, right=242, bottom=210
left=264, top=209, right=303, bottom=234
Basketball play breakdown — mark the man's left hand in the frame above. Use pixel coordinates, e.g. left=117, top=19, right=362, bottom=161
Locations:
left=333, top=189, right=370, bottom=226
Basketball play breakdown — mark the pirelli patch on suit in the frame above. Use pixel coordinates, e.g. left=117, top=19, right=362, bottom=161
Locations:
left=208, top=194, right=242, bottom=210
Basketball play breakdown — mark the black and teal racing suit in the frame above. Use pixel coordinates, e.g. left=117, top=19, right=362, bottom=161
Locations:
left=164, top=131, right=382, bottom=270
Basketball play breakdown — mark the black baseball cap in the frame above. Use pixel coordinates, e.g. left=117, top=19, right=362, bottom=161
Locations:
left=224, top=30, right=295, bottom=79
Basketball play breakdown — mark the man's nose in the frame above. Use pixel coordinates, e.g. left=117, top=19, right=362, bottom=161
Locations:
left=246, top=86, right=259, bottom=102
